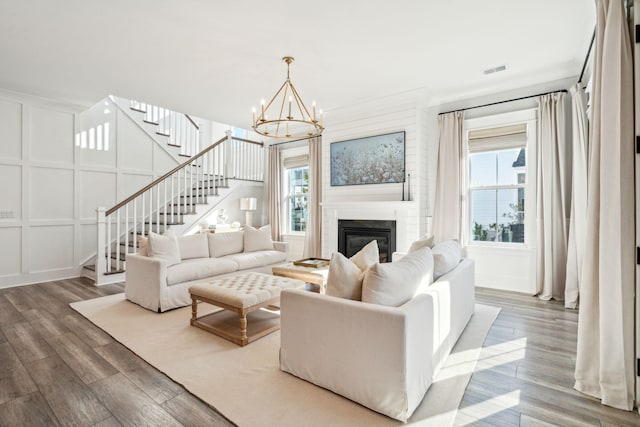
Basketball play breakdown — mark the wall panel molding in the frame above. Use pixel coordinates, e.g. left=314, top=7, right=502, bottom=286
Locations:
left=0, top=88, right=181, bottom=288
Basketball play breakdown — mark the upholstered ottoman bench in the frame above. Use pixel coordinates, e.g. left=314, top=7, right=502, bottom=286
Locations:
left=189, top=272, right=304, bottom=346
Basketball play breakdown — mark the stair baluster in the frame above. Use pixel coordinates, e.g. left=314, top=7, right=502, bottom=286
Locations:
left=91, top=130, right=264, bottom=284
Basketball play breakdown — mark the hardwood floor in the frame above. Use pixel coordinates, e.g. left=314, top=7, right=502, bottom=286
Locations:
left=0, top=279, right=638, bottom=426
left=0, top=278, right=233, bottom=427
left=457, top=288, right=640, bottom=426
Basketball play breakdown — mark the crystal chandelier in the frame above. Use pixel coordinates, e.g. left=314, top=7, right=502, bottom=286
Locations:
left=252, top=57, right=323, bottom=139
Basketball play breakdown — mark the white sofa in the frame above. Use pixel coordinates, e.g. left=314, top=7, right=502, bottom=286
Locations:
left=279, top=242, right=474, bottom=422
left=125, top=229, right=288, bottom=312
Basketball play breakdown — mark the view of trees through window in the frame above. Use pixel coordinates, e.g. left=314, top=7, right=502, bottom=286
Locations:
left=469, top=147, right=525, bottom=243
left=287, top=166, right=309, bottom=232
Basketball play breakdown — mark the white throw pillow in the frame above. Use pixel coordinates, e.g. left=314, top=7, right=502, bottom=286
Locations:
left=147, top=230, right=181, bottom=266
left=349, top=240, right=380, bottom=272
left=408, top=234, right=435, bottom=253
left=432, top=239, right=461, bottom=280
left=326, top=240, right=379, bottom=300
left=244, top=225, right=274, bottom=252
left=361, top=247, right=434, bottom=307
left=208, top=232, right=244, bottom=257
left=325, top=252, right=365, bottom=300
left=178, top=233, right=209, bottom=259
left=138, top=235, right=148, bottom=256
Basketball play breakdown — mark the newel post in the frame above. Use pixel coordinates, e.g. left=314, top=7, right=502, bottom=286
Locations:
left=225, top=129, right=232, bottom=185
left=96, top=207, right=106, bottom=280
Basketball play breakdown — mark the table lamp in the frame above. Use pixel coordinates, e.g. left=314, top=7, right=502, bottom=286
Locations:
left=240, top=197, right=257, bottom=227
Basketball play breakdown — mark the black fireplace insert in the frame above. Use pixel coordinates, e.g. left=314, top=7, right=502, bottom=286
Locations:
left=338, top=219, right=396, bottom=263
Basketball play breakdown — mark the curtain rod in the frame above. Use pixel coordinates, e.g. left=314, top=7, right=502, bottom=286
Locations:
left=438, top=89, right=568, bottom=116
left=578, top=28, right=596, bottom=84
left=267, top=134, right=318, bottom=147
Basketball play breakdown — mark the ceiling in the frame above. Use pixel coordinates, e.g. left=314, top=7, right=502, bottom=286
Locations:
left=0, top=0, right=595, bottom=130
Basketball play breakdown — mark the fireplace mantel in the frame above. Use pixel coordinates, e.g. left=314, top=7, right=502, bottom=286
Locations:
left=321, top=200, right=418, bottom=257
left=321, top=201, right=417, bottom=210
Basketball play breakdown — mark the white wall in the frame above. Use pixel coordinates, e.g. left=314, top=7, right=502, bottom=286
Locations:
left=321, top=89, right=430, bottom=257
left=0, top=89, right=181, bottom=288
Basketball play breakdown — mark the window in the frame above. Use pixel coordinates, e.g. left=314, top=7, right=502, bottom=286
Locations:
left=468, top=124, right=527, bottom=244
left=282, top=152, right=309, bottom=234
left=286, top=166, right=308, bottom=232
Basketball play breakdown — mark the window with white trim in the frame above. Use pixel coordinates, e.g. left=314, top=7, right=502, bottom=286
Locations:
left=282, top=154, right=308, bottom=234
left=468, top=124, right=527, bottom=244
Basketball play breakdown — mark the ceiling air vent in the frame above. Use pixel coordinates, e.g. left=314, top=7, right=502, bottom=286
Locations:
left=483, top=65, right=507, bottom=75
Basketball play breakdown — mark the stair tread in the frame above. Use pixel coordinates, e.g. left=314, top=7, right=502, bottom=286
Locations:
left=143, top=119, right=159, bottom=125
left=83, top=264, right=123, bottom=274
left=143, top=221, right=184, bottom=225
left=156, top=131, right=171, bottom=137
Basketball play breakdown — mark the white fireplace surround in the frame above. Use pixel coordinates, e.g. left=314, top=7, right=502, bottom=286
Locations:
left=321, top=201, right=418, bottom=258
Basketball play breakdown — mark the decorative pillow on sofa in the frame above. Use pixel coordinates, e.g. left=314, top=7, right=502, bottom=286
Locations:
left=147, top=230, right=181, bottom=266
left=208, top=231, right=244, bottom=257
left=244, top=225, right=274, bottom=252
left=326, top=240, right=379, bottom=300
left=361, top=247, right=434, bottom=307
left=178, top=233, right=209, bottom=260
left=408, top=234, right=435, bottom=253
left=432, top=239, right=461, bottom=280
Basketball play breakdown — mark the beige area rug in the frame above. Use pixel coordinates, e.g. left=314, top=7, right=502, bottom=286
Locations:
left=71, top=294, right=499, bottom=426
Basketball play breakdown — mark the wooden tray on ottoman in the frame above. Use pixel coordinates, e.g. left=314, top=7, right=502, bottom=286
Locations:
left=293, top=258, right=330, bottom=268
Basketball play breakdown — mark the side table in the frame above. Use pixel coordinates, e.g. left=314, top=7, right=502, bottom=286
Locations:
left=272, top=262, right=329, bottom=294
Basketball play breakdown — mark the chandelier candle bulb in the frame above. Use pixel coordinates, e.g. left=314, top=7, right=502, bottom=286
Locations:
left=312, top=101, right=316, bottom=121
left=288, top=96, right=292, bottom=119
left=261, top=99, right=265, bottom=118
left=252, top=107, right=256, bottom=123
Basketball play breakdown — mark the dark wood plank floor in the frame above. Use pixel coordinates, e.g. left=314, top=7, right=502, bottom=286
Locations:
left=0, top=279, right=638, bottom=426
left=0, top=278, right=233, bottom=427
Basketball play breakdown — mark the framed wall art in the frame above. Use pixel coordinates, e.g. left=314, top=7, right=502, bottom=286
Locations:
left=330, top=131, right=405, bottom=186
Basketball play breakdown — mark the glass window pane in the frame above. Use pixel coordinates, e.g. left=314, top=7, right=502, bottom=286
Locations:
left=497, top=188, right=525, bottom=243
left=286, top=165, right=309, bottom=233
left=471, top=189, right=496, bottom=241
left=289, top=166, right=309, bottom=195
left=289, top=195, right=307, bottom=232
left=470, top=152, right=496, bottom=187
left=497, top=148, right=525, bottom=185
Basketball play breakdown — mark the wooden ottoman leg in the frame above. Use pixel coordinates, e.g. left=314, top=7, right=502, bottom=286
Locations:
left=190, top=295, right=198, bottom=325
left=239, top=312, right=248, bottom=346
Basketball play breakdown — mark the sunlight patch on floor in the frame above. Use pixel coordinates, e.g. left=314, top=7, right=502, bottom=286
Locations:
left=458, top=390, right=521, bottom=421
left=475, top=337, right=527, bottom=371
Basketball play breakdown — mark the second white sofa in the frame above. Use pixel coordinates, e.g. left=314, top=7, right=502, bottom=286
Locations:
left=125, top=227, right=288, bottom=312
left=279, top=240, right=474, bottom=422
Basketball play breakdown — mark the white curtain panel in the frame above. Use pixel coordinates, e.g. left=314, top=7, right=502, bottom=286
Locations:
left=268, top=145, right=282, bottom=241
left=575, top=0, right=635, bottom=411
left=303, top=136, right=322, bottom=258
left=432, top=111, right=464, bottom=243
left=535, top=93, right=570, bottom=302
left=564, top=84, right=589, bottom=309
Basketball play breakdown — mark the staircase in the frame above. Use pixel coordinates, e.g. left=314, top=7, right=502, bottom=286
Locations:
left=128, top=100, right=201, bottom=157
left=82, top=111, right=265, bottom=285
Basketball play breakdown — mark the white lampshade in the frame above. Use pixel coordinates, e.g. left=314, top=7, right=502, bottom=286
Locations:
left=240, top=197, right=257, bottom=211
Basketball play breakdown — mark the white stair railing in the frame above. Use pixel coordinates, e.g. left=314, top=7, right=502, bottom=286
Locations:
left=95, top=131, right=264, bottom=278
left=130, top=100, right=201, bottom=156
